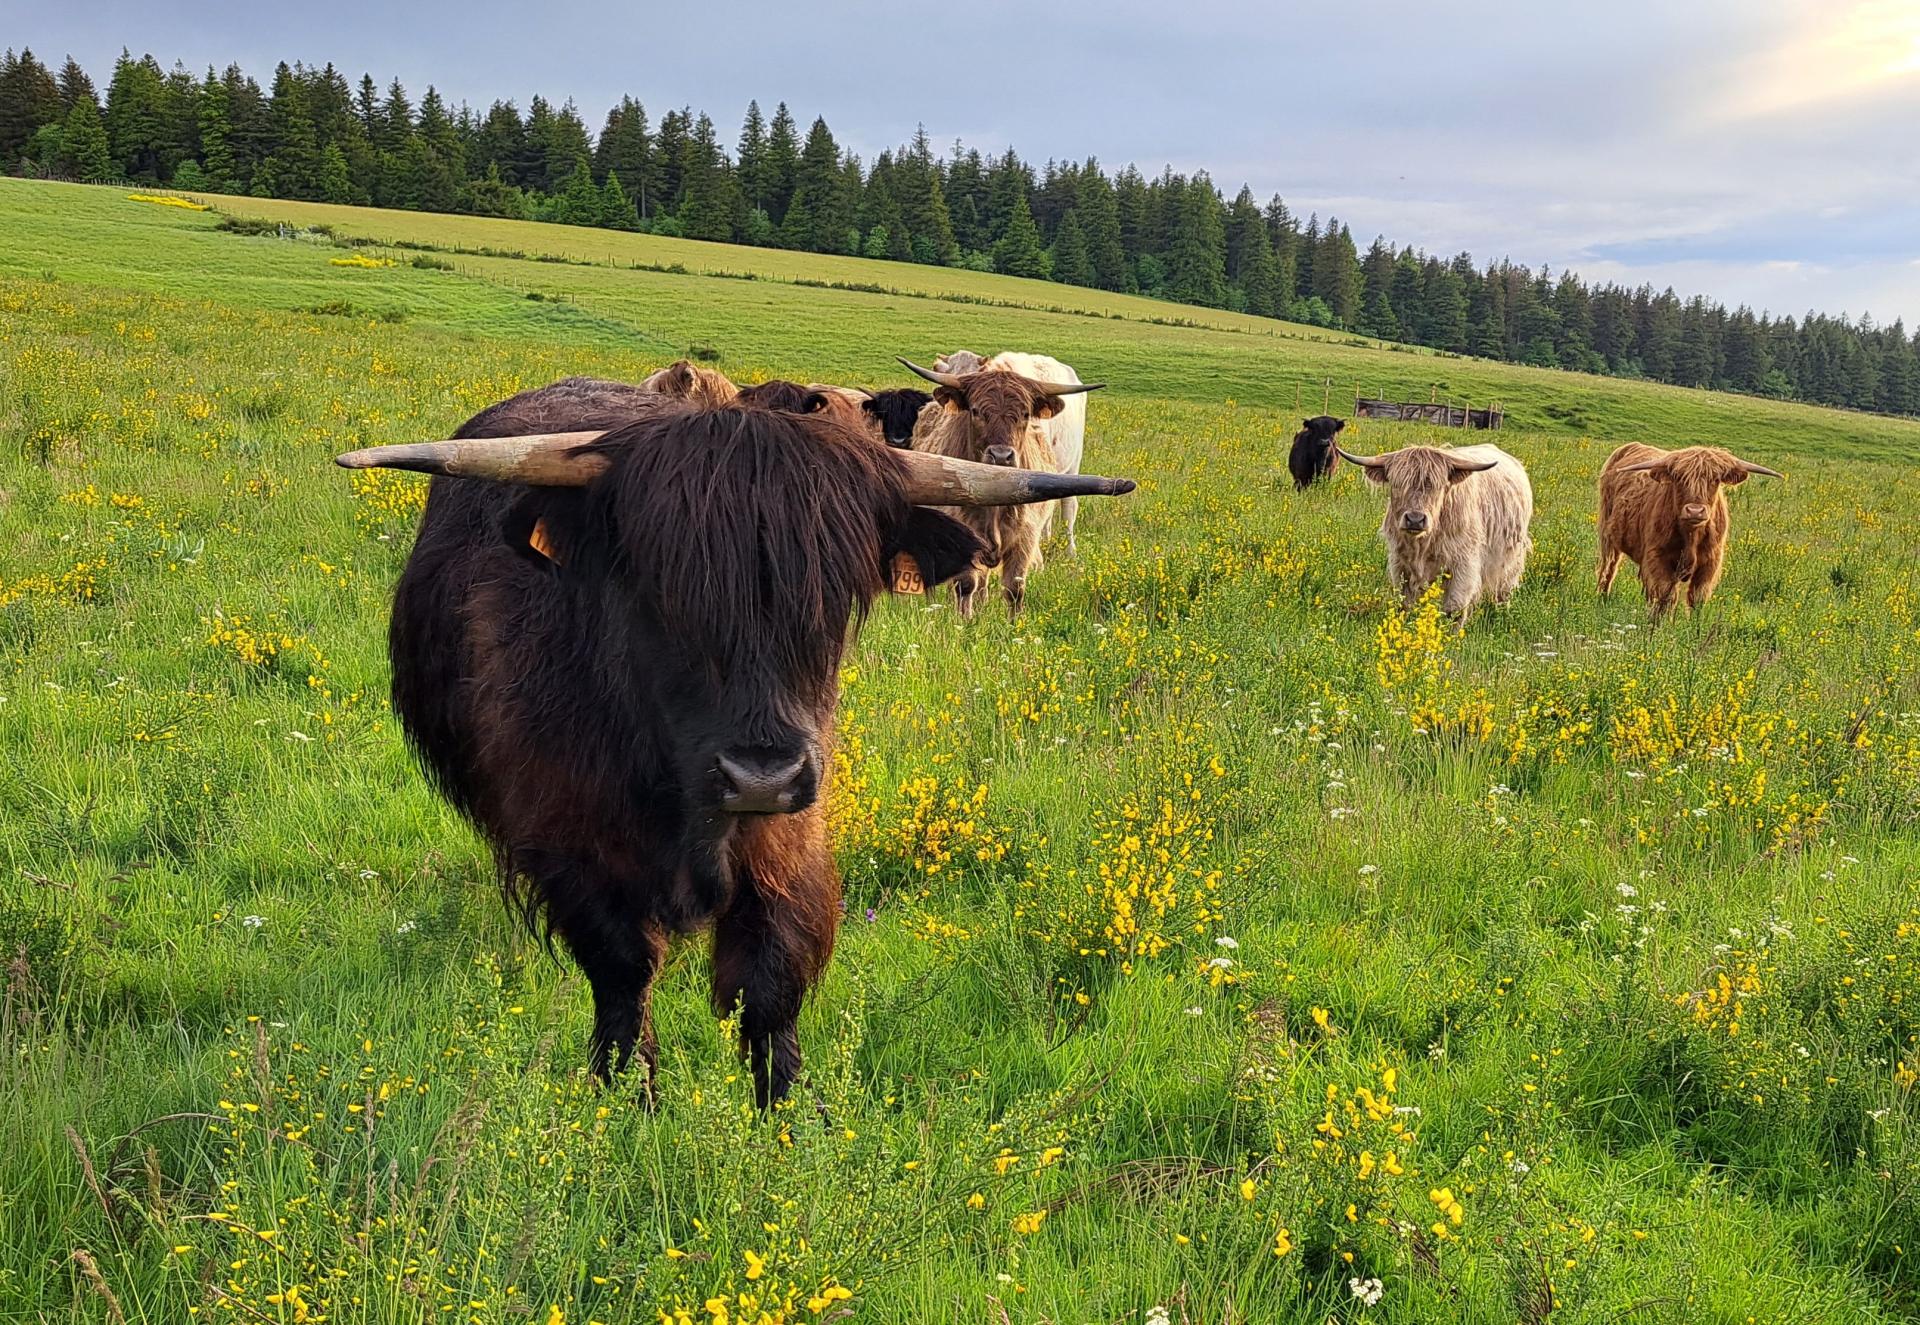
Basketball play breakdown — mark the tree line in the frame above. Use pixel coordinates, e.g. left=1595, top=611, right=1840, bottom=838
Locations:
left=4, top=45, right=1915, bottom=418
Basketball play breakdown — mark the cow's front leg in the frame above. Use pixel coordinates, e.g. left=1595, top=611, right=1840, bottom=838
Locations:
left=1642, top=567, right=1679, bottom=622
left=999, top=538, right=1039, bottom=615
left=711, top=879, right=834, bottom=1108
left=541, top=861, right=667, bottom=1095
left=1441, top=568, right=1481, bottom=620
left=951, top=567, right=985, bottom=619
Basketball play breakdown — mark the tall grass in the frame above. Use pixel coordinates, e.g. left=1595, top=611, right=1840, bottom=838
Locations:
left=1, top=181, right=1917, bottom=1322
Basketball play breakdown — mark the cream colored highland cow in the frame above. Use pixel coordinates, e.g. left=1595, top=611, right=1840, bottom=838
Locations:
left=1339, top=442, right=1534, bottom=622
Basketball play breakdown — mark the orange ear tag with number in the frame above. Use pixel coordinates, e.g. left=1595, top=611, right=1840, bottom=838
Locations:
left=890, top=551, right=925, bottom=595
left=529, top=517, right=562, bottom=565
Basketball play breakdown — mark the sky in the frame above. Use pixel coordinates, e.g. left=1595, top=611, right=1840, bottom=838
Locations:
left=15, top=0, right=1920, bottom=325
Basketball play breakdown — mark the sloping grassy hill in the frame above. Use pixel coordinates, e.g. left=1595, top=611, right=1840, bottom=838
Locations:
left=7, top=179, right=1918, bottom=460
left=3, top=179, right=1919, bottom=1323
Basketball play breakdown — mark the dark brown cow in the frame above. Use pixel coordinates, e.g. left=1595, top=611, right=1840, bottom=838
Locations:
left=1597, top=442, right=1783, bottom=619
left=340, top=379, right=1133, bottom=1106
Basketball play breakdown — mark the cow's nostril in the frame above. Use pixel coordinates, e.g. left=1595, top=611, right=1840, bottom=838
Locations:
left=717, top=749, right=810, bottom=813
left=985, top=446, right=1016, bottom=466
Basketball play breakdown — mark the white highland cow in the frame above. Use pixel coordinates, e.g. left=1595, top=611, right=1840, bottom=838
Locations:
left=1338, top=442, right=1534, bottom=621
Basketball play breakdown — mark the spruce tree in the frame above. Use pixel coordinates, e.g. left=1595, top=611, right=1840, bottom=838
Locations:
left=58, top=95, right=112, bottom=181
left=1312, top=220, right=1361, bottom=327
left=779, top=116, right=843, bottom=253
left=318, top=142, right=352, bottom=203
left=1076, top=161, right=1128, bottom=291
left=1050, top=208, right=1093, bottom=286
left=555, top=154, right=601, bottom=225
left=651, top=108, right=689, bottom=208
left=197, top=68, right=237, bottom=190
left=1296, top=214, right=1319, bottom=305
left=601, top=171, right=637, bottom=229
left=0, top=49, right=61, bottom=162
left=222, top=66, right=269, bottom=188
left=56, top=57, right=96, bottom=115
left=104, top=51, right=169, bottom=179
left=261, top=62, right=321, bottom=198
left=896, top=125, right=955, bottom=264
left=992, top=190, right=1046, bottom=278
left=736, top=101, right=767, bottom=211
left=1225, top=186, right=1264, bottom=283
left=1467, top=279, right=1506, bottom=358
left=1164, top=175, right=1227, bottom=307
left=1238, top=221, right=1281, bottom=318
left=1265, top=196, right=1298, bottom=307
left=763, top=102, right=799, bottom=225
left=677, top=113, right=736, bottom=242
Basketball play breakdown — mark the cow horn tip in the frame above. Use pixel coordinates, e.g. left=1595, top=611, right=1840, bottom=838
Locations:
left=335, top=449, right=377, bottom=469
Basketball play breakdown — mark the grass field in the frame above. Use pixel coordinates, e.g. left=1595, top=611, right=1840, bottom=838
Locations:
left=3, top=178, right=1920, bottom=1324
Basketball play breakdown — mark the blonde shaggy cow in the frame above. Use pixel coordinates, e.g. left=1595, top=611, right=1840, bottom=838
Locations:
left=901, top=353, right=1103, bottom=615
left=1340, top=442, right=1534, bottom=622
left=1596, top=442, right=1783, bottom=620
left=639, top=359, right=740, bottom=407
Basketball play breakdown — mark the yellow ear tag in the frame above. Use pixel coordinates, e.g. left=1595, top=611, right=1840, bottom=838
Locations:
left=529, top=517, right=562, bottom=565
left=890, top=551, right=925, bottom=595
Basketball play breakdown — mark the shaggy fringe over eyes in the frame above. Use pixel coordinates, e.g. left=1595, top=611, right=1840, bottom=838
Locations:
left=1375, top=447, right=1462, bottom=498
left=1659, top=445, right=1743, bottom=489
left=581, top=407, right=902, bottom=687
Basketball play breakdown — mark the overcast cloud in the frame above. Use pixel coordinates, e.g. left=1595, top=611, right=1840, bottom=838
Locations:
left=16, top=0, right=1920, bottom=324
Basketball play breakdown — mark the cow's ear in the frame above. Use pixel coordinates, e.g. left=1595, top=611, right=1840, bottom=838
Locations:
left=1332, top=418, right=1346, bottom=433
left=889, top=507, right=986, bottom=588
left=1030, top=396, right=1064, bottom=420
left=1721, top=466, right=1751, bottom=486
left=861, top=395, right=884, bottom=420
left=502, top=489, right=592, bottom=573
left=934, top=385, right=967, bottom=411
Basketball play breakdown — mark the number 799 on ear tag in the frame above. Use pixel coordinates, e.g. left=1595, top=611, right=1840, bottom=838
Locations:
left=890, top=552, right=925, bottom=595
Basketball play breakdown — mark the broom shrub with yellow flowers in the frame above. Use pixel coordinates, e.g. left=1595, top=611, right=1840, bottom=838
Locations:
left=4, top=181, right=1920, bottom=1322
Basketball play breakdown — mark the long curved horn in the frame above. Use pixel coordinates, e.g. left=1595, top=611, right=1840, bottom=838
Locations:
left=338, top=430, right=1137, bottom=506
left=1335, top=447, right=1388, bottom=469
left=898, top=357, right=968, bottom=390
left=894, top=449, right=1135, bottom=505
left=1020, top=375, right=1106, bottom=398
left=1619, top=459, right=1665, bottom=475
left=1447, top=456, right=1500, bottom=474
left=336, top=433, right=609, bottom=485
left=1735, top=458, right=1784, bottom=478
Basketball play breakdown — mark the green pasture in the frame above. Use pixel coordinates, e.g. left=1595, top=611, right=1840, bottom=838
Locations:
left=2, top=179, right=1919, bottom=1323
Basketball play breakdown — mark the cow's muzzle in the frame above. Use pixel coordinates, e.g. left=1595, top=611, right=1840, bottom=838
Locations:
left=984, top=445, right=1016, bottom=467
left=1400, top=511, right=1430, bottom=535
left=1680, top=504, right=1709, bottom=526
left=716, top=748, right=815, bottom=814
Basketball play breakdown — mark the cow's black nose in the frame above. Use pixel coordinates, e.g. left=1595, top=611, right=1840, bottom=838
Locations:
left=717, top=748, right=811, bottom=814
left=1402, top=511, right=1429, bottom=531
left=984, top=445, right=1016, bottom=466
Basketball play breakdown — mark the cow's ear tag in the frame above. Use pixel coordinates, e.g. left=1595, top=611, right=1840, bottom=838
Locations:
left=529, top=517, right=563, bottom=566
left=890, top=551, right=925, bottom=595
